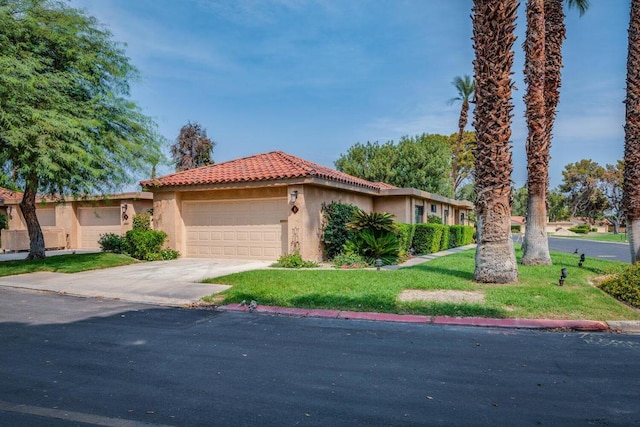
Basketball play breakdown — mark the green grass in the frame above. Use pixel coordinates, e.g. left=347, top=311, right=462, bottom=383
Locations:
left=203, top=248, right=640, bottom=321
left=549, top=232, right=629, bottom=243
left=0, top=252, right=139, bottom=276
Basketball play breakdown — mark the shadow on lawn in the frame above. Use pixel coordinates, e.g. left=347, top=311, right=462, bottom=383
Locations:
left=404, top=263, right=475, bottom=281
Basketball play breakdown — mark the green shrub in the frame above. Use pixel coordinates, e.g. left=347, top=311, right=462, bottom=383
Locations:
left=321, top=201, right=358, bottom=260
left=348, top=209, right=397, bottom=234
left=159, top=248, right=180, bottom=260
left=568, top=227, right=589, bottom=234
left=0, top=212, right=7, bottom=230
left=332, top=253, right=368, bottom=269
left=412, top=223, right=444, bottom=255
left=271, top=251, right=318, bottom=268
left=125, top=229, right=167, bottom=261
left=395, top=223, right=415, bottom=256
left=440, top=225, right=450, bottom=251
left=427, top=215, right=442, bottom=224
left=132, top=213, right=152, bottom=231
left=98, top=233, right=127, bottom=253
left=345, top=229, right=399, bottom=265
left=511, top=225, right=521, bottom=233
left=598, top=264, right=640, bottom=309
left=462, top=226, right=475, bottom=245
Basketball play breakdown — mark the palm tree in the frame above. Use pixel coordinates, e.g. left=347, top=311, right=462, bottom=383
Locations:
left=521, top=0, right=589, bottom=265
left=472, top=0, right=519, bottom=283
left=521, top=0, right=551, bottom=265
left=624, top=0, right=640, bottom=263
left=449, top=75, right=475, bottom=196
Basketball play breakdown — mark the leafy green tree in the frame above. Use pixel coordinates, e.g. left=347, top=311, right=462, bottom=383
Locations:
left=335, top=134, right=453, bottom=197
left=0, top=0, right=162, bottom=259
left=171, top=121, right=215, bottom=172
left=548, top=188, right=570, bottom=222
left=558, top=160, right=609, bottom=222
left=512, top=186, right=528, bottom=217
left=601, top=160, right=625, bottom=234
left=456, top=182, right=477, bottom=203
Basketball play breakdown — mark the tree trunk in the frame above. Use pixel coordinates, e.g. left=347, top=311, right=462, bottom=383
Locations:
left=20, top=177, right=46, bottom=260
left=625, top=0, right=640, bottom=263
left=452, top=100, right=469, bottom=195
left=472, top=0, right=518, bottom=283
left=522, top=0, right=552, bottom=265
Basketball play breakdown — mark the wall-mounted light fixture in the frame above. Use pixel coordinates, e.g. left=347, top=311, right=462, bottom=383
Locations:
left=6, top=205, right=12, bottom=219
left=289, top=190, right=298, bottom=204
left=121, top=203, right=128, bottom=221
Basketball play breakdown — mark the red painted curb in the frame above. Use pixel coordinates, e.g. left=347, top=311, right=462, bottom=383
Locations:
left=216, top=304, right=609, bottom=331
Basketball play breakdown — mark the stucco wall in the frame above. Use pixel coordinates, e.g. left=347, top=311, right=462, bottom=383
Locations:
left=373, top=196, right=411, bottom=223
left=293, top=185, right=374, bottom=261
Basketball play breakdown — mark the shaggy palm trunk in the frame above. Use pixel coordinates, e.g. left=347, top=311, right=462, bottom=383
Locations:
left=452, top=100, right=469, bottom=195
left=20, top=176, right=46, bottom=260
left=624, top=0, right=640, bottom=263
left=522, top=0, right=552, bottom=265
left=472, top=0, right=519, bottom=283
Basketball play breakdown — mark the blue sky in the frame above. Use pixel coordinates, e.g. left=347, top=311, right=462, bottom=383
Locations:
left=71, top=0, right=629, bottom=190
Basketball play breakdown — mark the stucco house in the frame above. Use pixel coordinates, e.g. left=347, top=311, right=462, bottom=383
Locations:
left=141, top=151, right=474, bottom=261
left=0, top=187, right=153, bottom=251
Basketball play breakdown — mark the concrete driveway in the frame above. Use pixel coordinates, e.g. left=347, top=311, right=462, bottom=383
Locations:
left=0, top=254, right=271, bottom=306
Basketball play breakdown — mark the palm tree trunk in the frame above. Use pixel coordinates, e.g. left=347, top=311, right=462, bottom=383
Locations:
left=472, top=0, right=518, bottom=283
left=452, top=100, right=469, bottom=196
left=625, top=0, right=640, bottom=263
left=20, top=176, right=46, bottom=260
left=522, top=0, right=552, bottom=265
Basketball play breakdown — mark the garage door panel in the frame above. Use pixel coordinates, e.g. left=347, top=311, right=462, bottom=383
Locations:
left=183, top=199, right=286, bottom=260
left=78, top=207, right=121, bottom=249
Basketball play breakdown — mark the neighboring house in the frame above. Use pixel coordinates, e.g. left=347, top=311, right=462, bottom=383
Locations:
left=141, top=151, right=474, bottom=261
left=0, top=188, right=153, bottom=251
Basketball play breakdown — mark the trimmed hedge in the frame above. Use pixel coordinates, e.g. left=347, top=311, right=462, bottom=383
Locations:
left=413, top=223, right=444, bottom=255
left=440, top=225, right=450, bottom=251
left=448, top=225, right=475, bottom=248
left=395, top=223, right=416, bottom=255
left=598, top=264, right=640, bottom=309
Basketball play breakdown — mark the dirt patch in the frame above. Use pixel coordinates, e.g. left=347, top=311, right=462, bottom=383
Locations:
left=398, top=289, right=485, bottom=304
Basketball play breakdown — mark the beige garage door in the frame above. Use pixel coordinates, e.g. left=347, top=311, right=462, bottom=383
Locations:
left=78, top=207, right=121, bottom=249
left=183, top=199, right=287, bottom=260
left=36, top=208, right=56, bottom=227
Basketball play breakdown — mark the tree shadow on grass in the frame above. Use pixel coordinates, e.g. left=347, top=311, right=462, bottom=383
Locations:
left=403, top=263, right=475, bottom=281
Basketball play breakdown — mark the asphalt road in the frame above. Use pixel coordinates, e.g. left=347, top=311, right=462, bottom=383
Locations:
left=529, top=236, right=632, bottom=263
left=1, top=288, right=639, bottom=426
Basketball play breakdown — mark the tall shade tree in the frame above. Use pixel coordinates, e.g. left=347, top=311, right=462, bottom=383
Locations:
left=0, top=0, right=162, bottom=259
left=601, top=161, right=624, bottom=235
left=521, top=0, right=551, bottom=265
left=624, top=0, right=640, bottom=263
left=335, top=134, right=453, bottom=196
left=471, top=0, right=519, bottom=283
left=171, top=121, right=215, bottom=172
left=449, top=75, right=475, bottom=195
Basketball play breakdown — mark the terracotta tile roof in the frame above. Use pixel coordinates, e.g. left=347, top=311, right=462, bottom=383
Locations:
left=0, top=186, right=22, bottom=203
left=141, top=151, right=396, bottom=191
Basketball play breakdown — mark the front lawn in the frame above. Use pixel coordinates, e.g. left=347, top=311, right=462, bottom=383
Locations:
left=0, top=252, right=138, bottom=276
left=203, top=248, right=640, bottom=321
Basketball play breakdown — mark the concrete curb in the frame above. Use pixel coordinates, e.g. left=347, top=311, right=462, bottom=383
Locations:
left=217, top=304, right=610, bottom=332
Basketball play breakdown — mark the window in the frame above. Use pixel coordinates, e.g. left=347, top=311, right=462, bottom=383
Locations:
left=430, top=204, right=437, bottom=213
left=460, top=213, right=465, bottom=224
left=444, top=209, right=449, bottom=225
left=414, top=205, right=424, bottom=224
